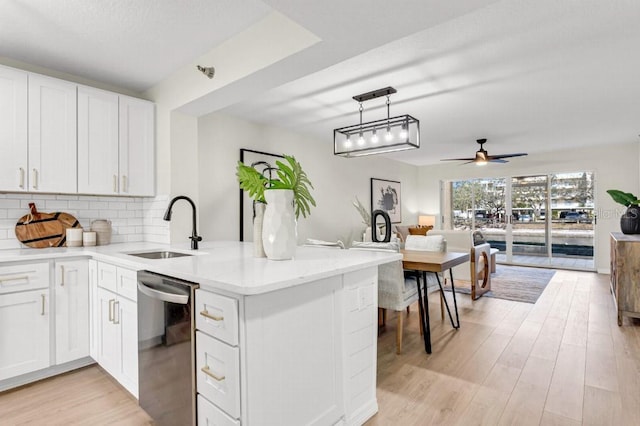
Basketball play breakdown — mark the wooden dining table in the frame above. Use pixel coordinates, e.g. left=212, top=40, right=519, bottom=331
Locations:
left=401, top=250, right=470, bottom=354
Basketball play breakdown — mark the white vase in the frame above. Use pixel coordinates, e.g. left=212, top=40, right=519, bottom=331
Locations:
left=253, top=201, right=266, bottom=258
left=262, top=189, right=297, bottom=260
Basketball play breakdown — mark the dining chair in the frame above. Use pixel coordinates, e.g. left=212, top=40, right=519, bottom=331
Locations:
left=350, top=241, right=421, bottom=354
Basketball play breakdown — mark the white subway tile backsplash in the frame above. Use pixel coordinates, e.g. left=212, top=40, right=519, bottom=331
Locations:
left=0, top=194, right=169, bottom=247
left=108, top=202, right=126, bottom=210
left=0, top=199, right=21, bottom=209
left=45, top=200, right=70, bottom=210
left=90, top=201, right=109, bottom=210
left=68, top=201, right=89, bottom=209
left=56, top=195, right=78, bottom=201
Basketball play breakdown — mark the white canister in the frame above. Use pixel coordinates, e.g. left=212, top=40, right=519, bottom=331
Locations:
left=83, top=231, right=97, bottom=247
left=66, top=228, right=83, bottom=247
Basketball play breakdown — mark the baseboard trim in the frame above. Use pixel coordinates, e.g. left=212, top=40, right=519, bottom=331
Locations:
left=347, top=400, right=378, bottom=426
left=0, top=357, right=95, bottom=393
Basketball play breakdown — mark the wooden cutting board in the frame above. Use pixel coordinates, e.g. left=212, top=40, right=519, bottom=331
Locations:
left=14, top=203, right=81, bottom=248
left=56, top=211, right=82, bottom=246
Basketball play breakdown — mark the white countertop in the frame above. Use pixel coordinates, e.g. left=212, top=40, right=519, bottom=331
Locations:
left=0, top=241, right=401, bottom=295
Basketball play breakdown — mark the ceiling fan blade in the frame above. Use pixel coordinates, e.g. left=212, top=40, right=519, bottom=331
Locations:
left=488, top=153, right=528, bottom=160
left=440, top=157, right=476, bottom=161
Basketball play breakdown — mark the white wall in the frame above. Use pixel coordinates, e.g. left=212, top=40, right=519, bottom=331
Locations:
left=197, top=113, right=420, bottom=245
left=417, top=141, right=640, bottom=273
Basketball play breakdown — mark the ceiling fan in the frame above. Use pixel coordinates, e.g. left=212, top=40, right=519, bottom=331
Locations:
left=441, top=138, right=528, bottom=165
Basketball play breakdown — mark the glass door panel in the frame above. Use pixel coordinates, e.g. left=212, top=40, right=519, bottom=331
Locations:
left=472, top=178, right=507, bottom=254
left=511, top=175, right=549, bottom=266
left=549, top=173, right=595, bottom=269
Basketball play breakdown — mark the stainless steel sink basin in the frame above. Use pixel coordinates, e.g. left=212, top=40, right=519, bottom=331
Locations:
left=127, top=250, right=193, bottom=259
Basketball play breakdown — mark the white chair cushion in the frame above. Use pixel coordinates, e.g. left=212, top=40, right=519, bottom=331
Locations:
left=405, top=235, right=445, bottom=252
left=350, top=241, right=400, bottom=252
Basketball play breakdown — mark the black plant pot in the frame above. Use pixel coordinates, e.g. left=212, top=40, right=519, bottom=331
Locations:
left=621, top=204, right=640, bottom=234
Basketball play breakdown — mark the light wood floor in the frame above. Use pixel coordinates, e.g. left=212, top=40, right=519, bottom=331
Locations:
left=368, top=270, right=640, bottom=425
left=1, top=270, right=638, bottom=425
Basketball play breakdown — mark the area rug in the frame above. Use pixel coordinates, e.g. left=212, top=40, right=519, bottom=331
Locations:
left=443, top=265, right=556, bottom=304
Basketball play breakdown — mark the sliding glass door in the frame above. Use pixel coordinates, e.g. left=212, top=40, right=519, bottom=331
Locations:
left=443, top=172, right=595, bottom=271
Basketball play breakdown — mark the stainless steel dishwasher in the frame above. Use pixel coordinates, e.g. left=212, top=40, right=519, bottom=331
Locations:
left=137, top=271, right=199, bottom=426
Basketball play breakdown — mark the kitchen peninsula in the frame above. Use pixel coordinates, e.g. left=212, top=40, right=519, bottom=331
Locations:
left=0, top=241, right=400, bottom=425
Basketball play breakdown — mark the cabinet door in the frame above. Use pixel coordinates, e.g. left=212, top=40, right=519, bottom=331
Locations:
left=0, top=290, right=50, bottom=380
left=0, top=65, right=28, bottom=192
left=96, top=262, right=117, bottom=293
left=28, top=74, right=77, bottom=193
left=97, top=287, right=120, bottom=379
left=119, top=96, right=155, bottom=196
left=55, top=260, right=89, bottom=364
left=116, top=267, right=138, bottom=301
left=88, top=260, right=99, bottom=360
left=118, top=295, right=138, bottom=398
left=77, top=86, right=119, bottom=195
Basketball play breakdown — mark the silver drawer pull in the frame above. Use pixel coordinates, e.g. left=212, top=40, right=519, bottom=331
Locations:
left=200, top=309, right=223, bottom=321
left=0, top=274, right=30, bottom=284
left=201, top=366, right=225, bottom=381
left=41, top=294, right=46, bottom=315
left=60, top=265, right=65, bottom=286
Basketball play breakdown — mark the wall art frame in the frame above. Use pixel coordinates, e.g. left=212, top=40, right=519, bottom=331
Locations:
left=370, top=178, right=402, bottom=224
left=239, top=148, right=284, bottom=241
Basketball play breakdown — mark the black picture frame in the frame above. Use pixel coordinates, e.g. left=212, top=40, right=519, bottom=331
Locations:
left=371, top=178, right=402, bottom=224
left=239, top=149, right=284, bottom=241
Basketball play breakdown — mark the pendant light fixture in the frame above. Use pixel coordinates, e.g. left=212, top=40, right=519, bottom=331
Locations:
left=334, top=87, right=420, bottom=157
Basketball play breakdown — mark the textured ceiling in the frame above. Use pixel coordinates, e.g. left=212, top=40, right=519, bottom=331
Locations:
left=0, top=0, right=270, bottom=91
left=223, top=0, right=640, bottom=165
left=2, top=0, right=639, bottom=166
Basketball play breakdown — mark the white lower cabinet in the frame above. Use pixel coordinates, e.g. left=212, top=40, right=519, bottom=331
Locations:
left=0, top=289, right=50, bottom=380
left=54, top=259, right=89, bottom=364
left=0, top=261, right=51, bottom=382
left=195, top=266, right=378, bottom=426
left=94, top=261, right=138, bottom=398
left=196, top=331, right=240, bottom=419
left=198, top=394, right=240, bottom=426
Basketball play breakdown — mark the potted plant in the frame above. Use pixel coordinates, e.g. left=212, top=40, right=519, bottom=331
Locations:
left=607, top=189, right=640, bottom=234
left=237, top=155, right=315, bottom=259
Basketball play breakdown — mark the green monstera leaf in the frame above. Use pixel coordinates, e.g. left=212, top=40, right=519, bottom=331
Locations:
left=607, top=189, right=640, bottom=207
left=236, top=154, right=315, bottom=219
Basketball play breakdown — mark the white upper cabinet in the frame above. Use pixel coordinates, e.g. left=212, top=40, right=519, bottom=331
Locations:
left=119, top=96, right=155, bottom=196
left=0, top=65, right=27, bottom=192
left=0, top=63, right=154, bottom=196
left=28, top=74, right=77, bottom=193
left=77, top=86, right=120, bottom=195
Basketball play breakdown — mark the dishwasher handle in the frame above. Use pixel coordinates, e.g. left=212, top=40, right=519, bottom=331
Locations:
left=138, top=281, right=190, bottom=304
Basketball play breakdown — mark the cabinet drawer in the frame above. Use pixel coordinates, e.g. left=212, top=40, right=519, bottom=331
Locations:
left=196, top=331, right=240, bottom=419
left=196, top=290, right=238, bottom=346
left=116, top=267, right=137, bottom=301
left=97, top=262, right=117, bottom=293
left=0, top=262, right=49, bottom=294
left=198, top=394, right=240, bottom=426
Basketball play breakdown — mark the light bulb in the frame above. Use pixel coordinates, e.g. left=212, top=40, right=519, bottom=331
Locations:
left=371, top=130, right=378, bottom=143
left=385, top=128, right=393, bottom=142
left=357, top=133, right=365, bottom=145
left=476, top=160, right=487, bottom=166
left=399, top=124, right=408, bottom=140
left=345, top=136, right=352, bottom=147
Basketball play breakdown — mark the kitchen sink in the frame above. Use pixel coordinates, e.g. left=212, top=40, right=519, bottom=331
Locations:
left=127, top=250, right=193, bottom=259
